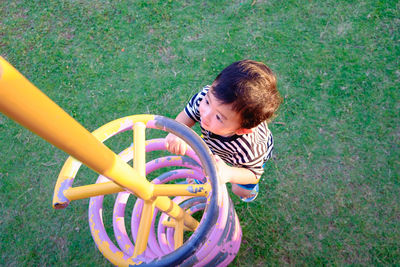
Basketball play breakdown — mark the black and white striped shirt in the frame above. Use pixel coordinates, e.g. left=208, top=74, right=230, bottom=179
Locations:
left=184, top=86, right=274, bottom=179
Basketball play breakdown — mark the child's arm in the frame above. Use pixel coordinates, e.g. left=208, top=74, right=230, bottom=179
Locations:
left=214, top=155, right=259, bottom=185
left=165, top=110, right=196, bottom=155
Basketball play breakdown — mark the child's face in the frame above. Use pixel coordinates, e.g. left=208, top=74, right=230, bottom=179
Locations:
left=198, top=90, right=244, bottom=137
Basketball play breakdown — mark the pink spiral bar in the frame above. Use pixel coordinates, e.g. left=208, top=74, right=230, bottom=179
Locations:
left=89, top=137, right=242, bottom=266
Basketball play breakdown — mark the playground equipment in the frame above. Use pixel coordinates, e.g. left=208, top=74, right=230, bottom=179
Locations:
left=0, top=57, right=242, bottom=266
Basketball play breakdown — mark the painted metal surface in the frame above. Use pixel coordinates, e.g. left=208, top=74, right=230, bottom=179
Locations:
left=88, top=138, right=242, bottom=266
left=0, top=56, right=242, bottom=266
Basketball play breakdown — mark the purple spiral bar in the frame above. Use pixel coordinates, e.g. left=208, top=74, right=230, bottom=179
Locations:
left=89, top=137, right=242, bottom=266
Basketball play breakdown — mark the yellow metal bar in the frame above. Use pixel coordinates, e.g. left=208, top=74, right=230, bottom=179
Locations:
left=153, top=184, right=210, bottom=197
left=132, top=120, right=153, bottom=257
left=154, top=197, right=199, bottom=231
left=0, top=57, right=201, bottom=252
left=102, top=149, right=154, bottom=200
left=0, top=58, right=114, bottom=174
left=174, top=218, right=184, bottom=249
left=0, top=57, right=153, bottom=200
left=133, top=200, right=156, bottom=257
left=64, top=181, right=124, bottom=201
left=162, top=220, right=191, bottom=231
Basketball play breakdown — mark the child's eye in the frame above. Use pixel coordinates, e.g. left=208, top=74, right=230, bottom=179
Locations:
left=216, top=114, right=223, bottom=122
left=205, top=99, right=209, bottom=105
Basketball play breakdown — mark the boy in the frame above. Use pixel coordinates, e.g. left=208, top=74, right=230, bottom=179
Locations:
left=165, top=60, right=282, bottom=202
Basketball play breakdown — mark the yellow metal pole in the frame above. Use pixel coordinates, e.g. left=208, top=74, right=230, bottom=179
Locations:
left=0, top=57, right=153, bottom=200
left=154, top=197, right=199, bottom=231
left=162, top=221, right=191, bottom=231
left=132, top=121, right=155, bottom=257
left=152, top=184, right=210, bottom=197
left=133, top=200, right=156, bottom=257
left=0, top=57, right=200, bottom=252
left=64, top=181, right=124, bottom=201
left=62, top=182, right=210, bottom=201
left=174, top=218, right=184, bottom=249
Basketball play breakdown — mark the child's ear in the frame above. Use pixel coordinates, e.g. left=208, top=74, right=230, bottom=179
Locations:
left=235, top=128, right=253, bottom=135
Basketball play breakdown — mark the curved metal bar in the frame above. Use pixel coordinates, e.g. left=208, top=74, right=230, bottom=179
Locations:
left=136, top=116, right=219, bottom=266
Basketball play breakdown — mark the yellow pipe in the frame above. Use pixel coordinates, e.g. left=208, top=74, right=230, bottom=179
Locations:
left=153, top=184, right=210, bottom=197
left=64, top=181, right=124, bottom=201
left=62, top=180, right=210, bottom=201
left=133, top=200, right=156, bottom=257
left=131, top=120, right=155, bottom=257
left=162, top=220, right=191, bottom=231
left=154, top=197, right=199, bottom=231
left=0, top=56, right=153, bottom=200
left=0, top=57, right=201, bottom=253
left=174, top=218, right=184, bottom=249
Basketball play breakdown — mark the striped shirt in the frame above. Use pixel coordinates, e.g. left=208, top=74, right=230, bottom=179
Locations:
left=184, top=85, right=274, bottom=179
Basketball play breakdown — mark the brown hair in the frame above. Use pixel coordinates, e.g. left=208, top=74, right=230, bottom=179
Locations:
left=211, top=59, right=282, bottom=129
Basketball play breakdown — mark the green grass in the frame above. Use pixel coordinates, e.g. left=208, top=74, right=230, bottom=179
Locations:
left=1, top=0, right=399, bottom=266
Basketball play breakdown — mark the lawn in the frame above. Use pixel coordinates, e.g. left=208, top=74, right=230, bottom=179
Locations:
left=1, top=0, right=399, bottom=266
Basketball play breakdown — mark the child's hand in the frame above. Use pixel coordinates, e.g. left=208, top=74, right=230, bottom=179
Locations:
left=213, top=155, right=231, bottom=185
left=165, top=133, right=188, bottom=155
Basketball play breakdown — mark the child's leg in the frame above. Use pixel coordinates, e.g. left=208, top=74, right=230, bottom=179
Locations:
left=232, top=184, right=254, bottom=198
